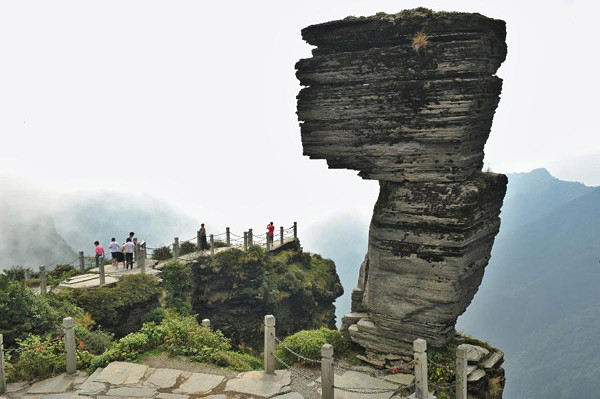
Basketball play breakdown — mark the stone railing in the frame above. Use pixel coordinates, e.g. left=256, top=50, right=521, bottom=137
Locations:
left=262, top=314, right=473, bottom=399
left=0, top=317, right=77, bottom=394
left=18, top=222, right=299, bottom=289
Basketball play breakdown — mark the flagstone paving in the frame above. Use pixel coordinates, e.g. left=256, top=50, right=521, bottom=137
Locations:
left=3, top=360, right=409, bottom=399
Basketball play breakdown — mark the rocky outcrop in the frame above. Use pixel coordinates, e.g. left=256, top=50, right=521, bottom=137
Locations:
left=190, top=243, right=343, bottom=349
left=296, top=8, right=508, bottom=361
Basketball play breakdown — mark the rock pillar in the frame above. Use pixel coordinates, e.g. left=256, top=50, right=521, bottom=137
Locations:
left=296, top=8, right=508, bottom=362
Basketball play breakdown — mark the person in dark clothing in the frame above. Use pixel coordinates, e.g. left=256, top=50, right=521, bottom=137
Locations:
left=124, top=237, right=134, bottom=270
left=199, top=223, right=208, bottom=250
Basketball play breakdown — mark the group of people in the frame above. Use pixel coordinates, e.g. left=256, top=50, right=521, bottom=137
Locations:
left=93, top=232, right=137, bottom=270
left=92, top=223, right=279, bottom=269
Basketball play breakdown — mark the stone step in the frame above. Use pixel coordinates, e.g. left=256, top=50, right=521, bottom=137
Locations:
left=482, top=350, right=504, bottom=369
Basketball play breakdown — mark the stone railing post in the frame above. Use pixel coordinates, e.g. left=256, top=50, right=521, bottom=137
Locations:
left=293, top=222, right=298, bottom=239
left=201, top=319, right=211, bottom=329
left=410, top=339, right=433, bottom=399
left=78, top=251, right=85, bottom=273
left=39, top=265, right=47, bottom=294
left=226, top=227, right=231, bottom=246
left=280, top=226, right=284, bottom=245
left=173, top=237, right=180, bottom=258
left=248, top=229, right=253, bottom=246
left=244, top=232, right=248, bottom=250
left=24, top=268, right=30, bottom=281
left=321, top=344, right=334, bottom=399
left=63, top=317, right=77, bottom=375
left=0, top=334, right=7, bottom=394
left=99, top=262, right=105, bottom=286
left=133, top=238, right=138, bottom=262
left=210, top=234, right=215, bottom=255
left=264, top=315, right=276, bottom=375
left=135, top=242, right=141, bottom=266
left=456, top=344, right=468, bottom=399
left=139, top=241, right=146, bottom=273
left=266, top=234, right=271, bottom=251
left=197, top=230, right=202, bottom=249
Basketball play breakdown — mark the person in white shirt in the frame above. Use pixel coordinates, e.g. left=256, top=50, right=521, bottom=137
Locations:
left=123, top=237, right=135, bottom=270
left=108, top=237, right=121, bottom=269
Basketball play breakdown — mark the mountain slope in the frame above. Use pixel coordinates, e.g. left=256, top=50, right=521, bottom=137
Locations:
left=498, top=168, right=593, bottom=232
left=0, top=212, right=77, bottom=270
left=458, top=180, right=600, bottom=399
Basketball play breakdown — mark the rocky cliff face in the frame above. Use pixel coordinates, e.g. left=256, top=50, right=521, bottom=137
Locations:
left=296, top=8, right=508, bottom=362
left=190, top=244, right=343, bottom=349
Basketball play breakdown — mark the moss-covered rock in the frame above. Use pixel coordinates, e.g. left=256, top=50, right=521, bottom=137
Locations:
left=70, top=274, right=162, bottom=337
left=188, top=243, right=343, bottom=349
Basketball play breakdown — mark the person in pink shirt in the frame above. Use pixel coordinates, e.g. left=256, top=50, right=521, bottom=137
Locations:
left=94, top=241, right=105, bottom=269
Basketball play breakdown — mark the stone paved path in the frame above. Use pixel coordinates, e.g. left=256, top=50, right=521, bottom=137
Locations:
left=1, top=361, right=415, bottom=399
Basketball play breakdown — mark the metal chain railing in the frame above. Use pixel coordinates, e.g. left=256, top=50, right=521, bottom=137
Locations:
left=2, top=334, right=64, bottom=355
left=272, top=331, right=417, bottom=397
left=274, top=334, right=322, bottom=364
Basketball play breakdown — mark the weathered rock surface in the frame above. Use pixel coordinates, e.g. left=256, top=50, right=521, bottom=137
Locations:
left=296, top=8, right=508, bottom=358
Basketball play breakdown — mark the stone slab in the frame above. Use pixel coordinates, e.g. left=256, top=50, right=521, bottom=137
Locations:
left=482, top=351, right=504, bottom=369
left=146, top=368, right=183, bottom=389
left=462, top=344, right=490, bottom=362
left=275, top=393, right=303, bottom=399
left=203, top=395, right=228, bottom=399
left=105, top=386, right=157, bottom=397
left=224, top=370, right=291, bottom=398
left=6, top=381, right=30, bottom=393
left=175, top=372, right=225, bottom=395
left=41, top=393, right=80, bottom=399
left=157, top=394, right=190, bottom=399
left=384, top=373, right=414, bottom=386
left=76, top=381, right=107, bottom=396
left=333, top=371, right=397, bottom=399
left=95, top=362, right=149, bottom=385
left=29, top=375, right=76, bottom=394
left=467, top=369, right=486, bottom=382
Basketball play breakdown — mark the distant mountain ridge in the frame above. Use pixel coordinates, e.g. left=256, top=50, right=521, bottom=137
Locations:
left=458, top=169, right=600, bottom=399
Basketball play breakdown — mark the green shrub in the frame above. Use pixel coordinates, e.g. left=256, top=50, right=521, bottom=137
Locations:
left=141, top=307, right=166, bottom=324
left=7, top=334, right=67, bottom=381
left=47, top=265, right=80, bottom=287
left=213, top=351, right=263, bottom=371
left=159, top=314, right=230, bottom=357
left=161, top=262, right=193, bottom=315
left=213, top=240, right=229, bottom=248
left=0, top=276, right=61, bottom=345
left=179, top=241, right=198, bottom=255
left=152, top=246, right=173, bottom=261
left=71, top=274, right=162, bottom=336
left=87, top=313, right=261, bottom=372
left=275, top=328, right=349, bottom=367
left=74, top=325, right=114, bottom=355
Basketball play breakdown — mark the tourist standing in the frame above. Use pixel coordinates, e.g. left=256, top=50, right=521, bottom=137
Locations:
left=199, top=223, right=208, bottom=250
left=266, top=222, right=275, bottom=245
left=124, top=237, right=135, bottom=270
left=94, top=241, right=105, bottom=268
left=108, top=237, right=120, bottom=269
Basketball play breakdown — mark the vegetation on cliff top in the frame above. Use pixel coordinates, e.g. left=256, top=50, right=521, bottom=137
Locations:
left=185, top=244, right=343, bottom=348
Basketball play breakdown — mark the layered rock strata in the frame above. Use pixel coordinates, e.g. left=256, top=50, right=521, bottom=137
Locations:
left=296, top=8, right=508, bottom=360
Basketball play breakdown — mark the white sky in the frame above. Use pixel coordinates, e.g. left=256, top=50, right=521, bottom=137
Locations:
left=1, top=0, right=599, bottom=237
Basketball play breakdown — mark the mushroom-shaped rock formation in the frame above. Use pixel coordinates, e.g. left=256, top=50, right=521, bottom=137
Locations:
left=296, top=8, right=508, bottom=363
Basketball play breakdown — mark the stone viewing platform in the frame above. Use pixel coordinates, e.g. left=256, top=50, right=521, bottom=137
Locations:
left=54, top=225, right=299, bottom=289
